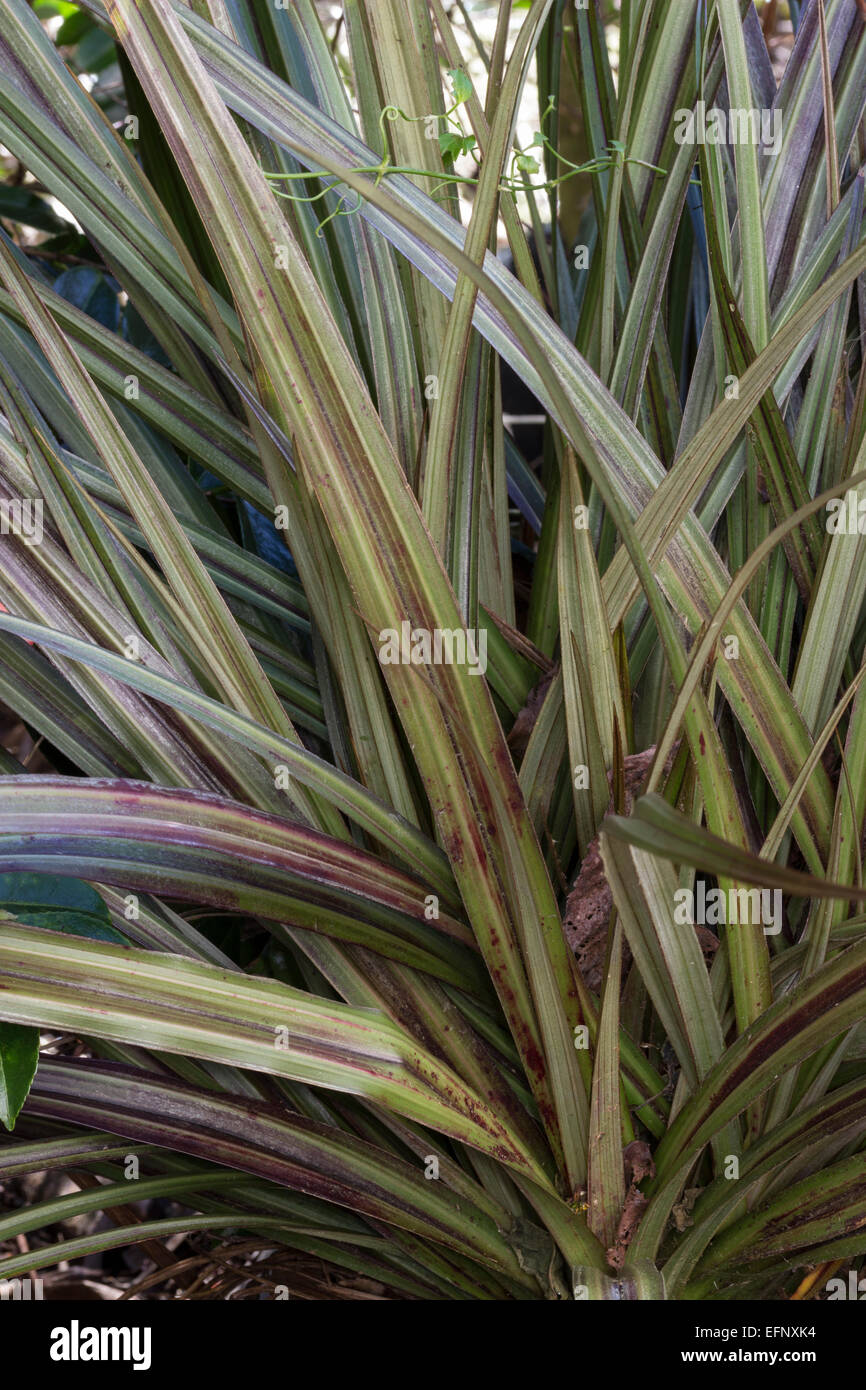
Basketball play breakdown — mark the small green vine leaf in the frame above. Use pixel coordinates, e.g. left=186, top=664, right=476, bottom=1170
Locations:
left=447, top=68, right=473, bottom=106
left=439, top=131, right=475, bottom=161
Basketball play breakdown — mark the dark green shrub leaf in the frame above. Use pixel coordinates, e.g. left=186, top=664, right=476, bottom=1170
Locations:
left=0, top=873, right=128, bottom=943
left=0, top=1023, right=39, bottom=1131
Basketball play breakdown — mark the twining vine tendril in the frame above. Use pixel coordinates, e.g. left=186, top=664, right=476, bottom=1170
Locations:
left=264, top=71, right=666, bottom=237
